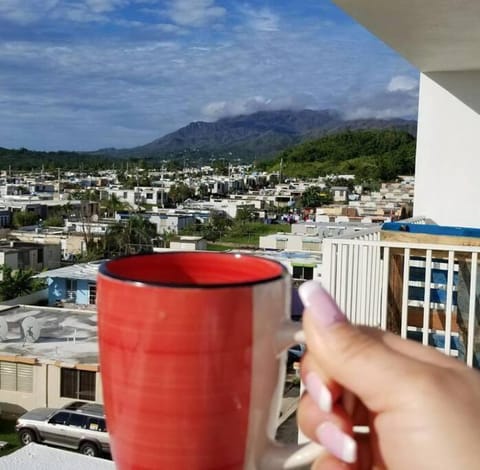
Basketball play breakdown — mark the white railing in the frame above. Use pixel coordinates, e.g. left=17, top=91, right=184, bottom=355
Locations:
left=322, top=236, right=480, bottom=367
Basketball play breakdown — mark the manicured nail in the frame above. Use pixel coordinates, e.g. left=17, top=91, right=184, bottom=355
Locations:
left=298, top=281, right=346, bottom=328
left=305, top=372, right=332, bottom=413
left=315, top=422, right=357, bottom=464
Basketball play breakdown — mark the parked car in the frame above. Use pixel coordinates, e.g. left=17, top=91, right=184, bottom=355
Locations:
left=15, top=401, right=109, bottom=457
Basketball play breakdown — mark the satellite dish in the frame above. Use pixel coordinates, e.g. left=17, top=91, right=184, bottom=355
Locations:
left=0, top=318, right=8, bottom=341
left=22, top=317, right=40, bottom=343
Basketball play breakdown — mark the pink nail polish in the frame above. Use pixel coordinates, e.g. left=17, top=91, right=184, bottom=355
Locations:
left=298, top=281, right=346, bottom=328
left=316, top=422, right=357, bottom=464
left=305, top=372, right=332, bottom=413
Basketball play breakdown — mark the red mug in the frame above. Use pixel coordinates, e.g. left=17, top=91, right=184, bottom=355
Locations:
left=97, top=252, right=323, bottom=469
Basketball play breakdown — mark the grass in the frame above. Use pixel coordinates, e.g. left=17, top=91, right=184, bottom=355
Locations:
left=206, top=243, right=231, bottom=251
left=218, top=222, right=289, bottom=246
left=0, top=419, right=21, bottom=455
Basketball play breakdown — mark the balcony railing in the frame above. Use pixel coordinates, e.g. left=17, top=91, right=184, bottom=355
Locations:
left=322, top=230, right=480, bottom=367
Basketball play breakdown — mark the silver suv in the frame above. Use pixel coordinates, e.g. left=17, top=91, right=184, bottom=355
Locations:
left=15, top=401, right=110, bottom=457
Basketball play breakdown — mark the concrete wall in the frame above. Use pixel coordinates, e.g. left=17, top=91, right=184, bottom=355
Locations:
left=414, top=72, right=480, bottom=228
left=0, top=362, right=103, bottom=417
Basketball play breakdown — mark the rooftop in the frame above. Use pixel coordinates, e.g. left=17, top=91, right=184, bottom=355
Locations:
left=0, top=443, right=114, bottom=470
left=0, top=305, right=98, bottom=365
left=35, top=261, right=103, bottom=282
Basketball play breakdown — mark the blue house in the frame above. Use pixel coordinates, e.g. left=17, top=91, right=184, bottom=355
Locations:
left=35, top=261, right=103, bottom=307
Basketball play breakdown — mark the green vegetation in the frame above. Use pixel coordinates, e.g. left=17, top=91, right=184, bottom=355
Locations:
left=12, top=211, right=39, bottom=228
left=103, top=215, right=158, bottom=258
left=0, top=266, right=46, bottom=301
left=257, top=129, right=416, bottom=182
left=0, top=419, right=20, bottom=455
left=206, top=243, right=231, bottom=251
left=300, top=186, right=333, bottom=208
left=219, top=222, right=285, bottom=246
left=182, top=206, right=288, bottom=247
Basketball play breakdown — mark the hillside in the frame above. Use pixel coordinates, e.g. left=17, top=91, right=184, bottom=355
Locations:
left=257, top=129, right=416, bottom=181
left=96, top=109, right=417, bottom=160
left=0, top=110, right=417, bottom=170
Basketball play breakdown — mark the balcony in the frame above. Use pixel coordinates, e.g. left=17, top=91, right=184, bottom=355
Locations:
left=321, top=218, right=480, bottom=367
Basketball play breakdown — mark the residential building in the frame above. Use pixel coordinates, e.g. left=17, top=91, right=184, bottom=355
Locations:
left=35, top=262, right=101, bottom=307
left=169, top=236, right=207, bottom=251
left=0, top=241, right=61, bottom=279
left=0, top=304, right=101, bottom=417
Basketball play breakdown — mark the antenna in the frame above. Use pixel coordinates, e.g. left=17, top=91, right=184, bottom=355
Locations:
left=22, top=317, right=41, bottom=343
left=0, top=318, right=8, bottom=341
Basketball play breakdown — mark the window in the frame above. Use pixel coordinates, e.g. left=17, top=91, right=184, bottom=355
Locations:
left=292, top=266, right=314, bottom=281
left=88, top=282, right=97, bottom=305
left=60, top=368, right=96, bottom=401
left=37, top=248, right=44, bottom=264
left=87, top=417, right=107, bottom=432
left=0, top=361, right=33, bottom=392
left=65, top=279, right=77, bottom=302
left=69, top=413, right=88, bottom=428
left=49, top=412, right=70, bottom=425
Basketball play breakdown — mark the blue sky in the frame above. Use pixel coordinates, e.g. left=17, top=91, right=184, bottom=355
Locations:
left=0, top=0, right=419, bottom=151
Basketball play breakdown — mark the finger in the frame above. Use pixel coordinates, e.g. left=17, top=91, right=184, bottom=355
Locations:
left=298, top=393, right=358, bottom=464
left=312, top=455, right=352, bottom=470
left=301, top=352, right=343, bottom=413
left=299, top=281, right=424, bottom=413
left=357, top=325, right=465, bottom=370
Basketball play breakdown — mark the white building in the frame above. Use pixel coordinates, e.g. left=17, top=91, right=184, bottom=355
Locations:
left=0, top=305, right=102, bottom=417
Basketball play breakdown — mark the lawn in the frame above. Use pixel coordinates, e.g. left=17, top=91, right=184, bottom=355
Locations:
left=206, top=243, right=231, bottom=251
left=0, top=419, right=21, bottom=455
left=219, top=222, right=289, bottom=246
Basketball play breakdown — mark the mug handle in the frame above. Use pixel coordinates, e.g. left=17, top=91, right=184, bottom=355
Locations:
left=258, top=324, right=326, bottom=469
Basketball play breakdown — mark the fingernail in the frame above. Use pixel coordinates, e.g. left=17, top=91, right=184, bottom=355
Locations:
left=305, top=372, right=332, bottom=413
left=315, top=422, right=357, bottom=464
left=298, top=281, right=346, bottom=328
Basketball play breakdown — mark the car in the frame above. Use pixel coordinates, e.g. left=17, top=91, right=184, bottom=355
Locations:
left=15, top=402, right=110, bottom=458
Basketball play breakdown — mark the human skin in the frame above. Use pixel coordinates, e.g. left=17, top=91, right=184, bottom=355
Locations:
left=297, top=280, right=480, bottom=470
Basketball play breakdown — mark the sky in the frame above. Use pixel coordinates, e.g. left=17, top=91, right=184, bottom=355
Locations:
left=0, top=0, right=419, bottom=151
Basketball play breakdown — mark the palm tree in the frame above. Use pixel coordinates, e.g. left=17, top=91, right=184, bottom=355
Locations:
left=0, top=266, right=45, bottom=301
left=104, top=215, right=157, bottom=257
left=102, top=193, right=128, bottom=218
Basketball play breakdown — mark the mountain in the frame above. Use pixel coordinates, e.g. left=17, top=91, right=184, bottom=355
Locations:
left=97, top=109, right=417, bottom=160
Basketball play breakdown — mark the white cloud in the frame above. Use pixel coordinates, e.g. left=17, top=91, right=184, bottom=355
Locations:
left=344, top=75, right=419, bottom=120
left=0, top=3, right=418, bottom=150
left=165, top=0, right=225, bottom=27
left=85, top=0, right=127, bottom=14
left=387, top=75, right=418, bottom=92
left=202, top=94, right=318, bottom=120
left=240, top=6, right=280, bottom=32
left=0, top=0, right=59, bottom=25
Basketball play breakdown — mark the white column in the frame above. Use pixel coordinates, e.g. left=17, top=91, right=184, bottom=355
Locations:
left=414, top=71, right=480, bottom=228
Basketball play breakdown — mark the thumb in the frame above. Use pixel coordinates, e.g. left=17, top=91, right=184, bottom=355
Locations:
left=299, top=281, right=416, bottom=412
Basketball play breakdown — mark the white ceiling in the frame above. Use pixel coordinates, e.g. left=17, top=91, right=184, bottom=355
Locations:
left=333, top=0, right=480, bottom=72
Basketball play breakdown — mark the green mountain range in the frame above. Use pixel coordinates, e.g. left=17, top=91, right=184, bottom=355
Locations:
left=0, top=109, right=417, bottom=170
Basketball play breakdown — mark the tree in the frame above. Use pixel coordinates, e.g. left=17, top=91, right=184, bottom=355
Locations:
left=104, top=216, right=157, bottom=257
left=101, top=193, right=129, bottom=217
left=168, top=183, right=195, bottom=206
left=300, top=186, right=333, bottom=208
left=12, top=211, right=40, bottom=228
left=235, top=205, right=255, bottom=224
left=0, top=266, right=45, bottom=301
left=43, top=214, right=65, bottom=227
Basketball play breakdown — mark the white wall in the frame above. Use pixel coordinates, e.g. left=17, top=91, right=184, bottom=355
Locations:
left=414, top=72, right=480, bottom=228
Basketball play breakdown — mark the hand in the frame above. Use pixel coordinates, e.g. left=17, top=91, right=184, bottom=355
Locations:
left=297, top=281, right=480, bottom=469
